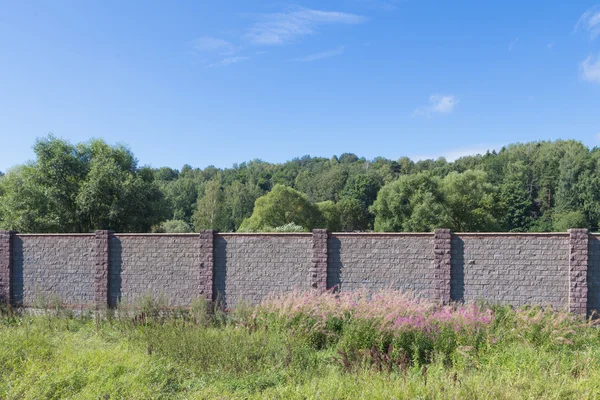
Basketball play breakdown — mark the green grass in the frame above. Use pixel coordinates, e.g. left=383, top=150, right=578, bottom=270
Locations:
left=1, top=295, right=600, bottom=399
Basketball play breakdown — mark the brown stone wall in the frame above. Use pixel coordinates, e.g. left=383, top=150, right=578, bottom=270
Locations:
left=214, top=233, right=313, bottom=307
left=311, top=229, right=328, bottom=291
left=12, top=234, right=96, bottom=307
left=327, top=233, right=435, bottom=298
left=0, top=230, right=14, bottom=304
left=569, top=229, right=588, bottom=315
left=2, top=230, right=597, bottom=314
left=451, top=234, right=569, bottom=308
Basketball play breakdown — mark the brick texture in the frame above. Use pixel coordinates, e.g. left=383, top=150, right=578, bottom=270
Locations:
left=199, top=230, right=215, bottom=301
left=12, top=235, right=96, bottom=307
left=214, top=234, right=312, bottom=307
left=94, top=230, right=111, bottom=309
left=109, top=235, right=203, bottom=307
left=7, top=231, right=600, bottom=314
left=0, top=231, right=14, bottom=304
left=588, top=235, right=600, bottom=312
left=434, top=229, right=452, bottom=304
left=569, top=229, right=588, bottom=315
left=327, top=234, right=435, bottom=298
left=311, top=229, right=328, bottom=291
left=451, top=234, right=569, bottom=308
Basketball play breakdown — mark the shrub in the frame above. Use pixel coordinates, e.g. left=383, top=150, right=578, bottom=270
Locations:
left=254, top=290, right=493, bottom=367
left=552, top=211, right=587, bottom=231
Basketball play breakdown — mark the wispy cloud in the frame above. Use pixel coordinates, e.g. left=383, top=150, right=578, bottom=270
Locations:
left=357, top=0, right=403, bottom=11
left=546, top=42, right=554, bottom=49
left=414, top=94, right=459, bottom=117
left=193, top=36, right=236, bottom=55
left=508, top=38, right=519, bottom=51
left=595, top=133, right=600, bottom=141
left=412, top=144, right=503, bottom=162
left=293, top=46, right=345, bottom=62
left=580, top=54, right=600, bottom=83
left=244, top=8, right=367, bottom=45
left=209, top=56, right=249, bottom=68
left=576, top=5, right=600, bottom=39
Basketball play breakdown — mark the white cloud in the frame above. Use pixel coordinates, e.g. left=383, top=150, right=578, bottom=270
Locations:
left=293, top=46, right=345, bottom=62
left=244, top=8, right=367, bottom=45
left=576, top=5, right=600, bottom=39
left=358, top=0, right=402, bottom=11
left=581, top=54, right=600, bottom=83
left=508, top=37, right=519, bottom=51
left=209, top=56, right=249, bottom=67
left=596, top=133, right=600, bottom=141
left=414, top=94, right=459, bottom=117
left=193, top=36, right=236, bottom=55
left=547, top=42, right=554, bottom=49
left=412, top=144, right=503, bottom=162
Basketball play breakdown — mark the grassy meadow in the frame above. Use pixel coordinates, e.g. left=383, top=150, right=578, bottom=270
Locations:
left=1, top=291, right=600, bottom=399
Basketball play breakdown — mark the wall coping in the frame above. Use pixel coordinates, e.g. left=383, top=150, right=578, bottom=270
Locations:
left=113, top=233, right=199, bottom=237
left=452, top=232, right=570, bottom=237
left=330, top=232, right=434, bottom=236
left=16, top=233, right=96, bottom=237
left=12, top=231, right=580, bottom=237
left=217, top=232, right=312, bottom=237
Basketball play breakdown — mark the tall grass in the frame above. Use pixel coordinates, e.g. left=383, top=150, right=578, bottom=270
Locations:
left=1, top=290, right=600, bottom=399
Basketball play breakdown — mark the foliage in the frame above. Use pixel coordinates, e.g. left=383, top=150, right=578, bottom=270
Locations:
left=371, top=173, right=445, bottom=232
left=553, top=211, right=588, bottom=231
left=192, top=178, right=227, bottom=231
left=440, top=170, right=499, bottom=231
left=239, top=185, right=324, bottom=232
left=316, top=201, right=341, bottom=232
left=272, top=223, right=306, bottom=232
left=152, top=219, right=193, bottom=233
left=4, top=137, right=600, bottom=233
left=0, top=135, right=166, bottom=232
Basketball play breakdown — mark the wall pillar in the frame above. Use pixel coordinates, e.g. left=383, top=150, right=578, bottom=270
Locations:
left=199, top=230, right=215, bottom=301
left=311, top=229, right=328, bottom=291
left=0, top=231, right=15, bottom=305
left=434, top=229, right=452, bottom=305
left=568, top=228, right=588, bottom=316
left=94, top=230, right=112, bottom=310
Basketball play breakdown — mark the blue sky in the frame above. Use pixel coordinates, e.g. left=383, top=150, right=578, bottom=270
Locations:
left=1, top=1, right=600, bottom=172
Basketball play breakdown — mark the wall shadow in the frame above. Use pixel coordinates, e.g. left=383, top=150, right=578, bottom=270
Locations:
left=450, top=236, right=465, bottom=302
left=327, top=236, right=342, bottom=291
left=213, top=236, right=227, bottom=307
left=108, top=236, right=122, bottom=308
left=588, top=235, right=600, bottom=315
left=10, top=236, right=23, bottom=306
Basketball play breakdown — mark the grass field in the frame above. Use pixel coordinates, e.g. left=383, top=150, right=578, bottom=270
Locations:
left=1, top=291, right=600, bottom=399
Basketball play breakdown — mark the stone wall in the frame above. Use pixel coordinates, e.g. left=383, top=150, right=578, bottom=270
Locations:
left=450, top=234, right=569, bottom=308
left=327, top=233, right=435, bottom=298
left=11, top=234, right=96, bottom=307
left=587, top=235, right=600, bottom=312
left=109, top=234, right=202, bottom=307
left=214, top=233, right=313, bottom=307
left=2, top=230, right=600, bottom=315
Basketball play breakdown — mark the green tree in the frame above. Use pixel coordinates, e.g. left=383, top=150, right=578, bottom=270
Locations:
left=553, top=211, right=587, bottom=231
left=239, top=185, right=323, bottom=232
left=316, top=201, right=341, bottom=232
left=152, top=219, right=193, bottom=233
left=440, top=170, right=499, bottom=232
left=0, top=136, right=166, bottom=232
left=193, top=179, right=227, bottom=231
left=223, top=181, right=263, bottom=231
left=499, top=162, right=534, bottom=232
left=371, top=173, right=444, bottom=232
left=338, top=198, right=371, bottom=231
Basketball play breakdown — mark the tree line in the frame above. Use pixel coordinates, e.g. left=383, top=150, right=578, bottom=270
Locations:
left=1, top=135, right=599, bottom=233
